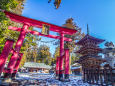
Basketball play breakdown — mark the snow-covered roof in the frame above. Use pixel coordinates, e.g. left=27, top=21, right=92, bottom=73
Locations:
left=23, top=62, right=51, bottom=69
left=103, top=48, right=115, bottom=53
left=71, top=66, right=81, bottom=70
left=100, top=62, right=108, bottom=67
left=72, top=63, right=80, bottom=66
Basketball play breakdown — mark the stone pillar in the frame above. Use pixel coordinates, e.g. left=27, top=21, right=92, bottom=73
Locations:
left=0, top=39, right=14, bottom=76
left=11, top=53, right=23, bottom=79
left=64, top=48, right=70, bottom=80
left=56, top=57, right=59, bottom=79
left=59, top=33, right=64, bottom=81
left=4, top=24, right=29, bottom=79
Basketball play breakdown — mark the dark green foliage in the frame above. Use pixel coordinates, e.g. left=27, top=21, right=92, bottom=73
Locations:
left=0, top=0, right=18, bottom=10
left=0, top=0, right=23, bottom=53
left=0, top=0, right=39, bottom=67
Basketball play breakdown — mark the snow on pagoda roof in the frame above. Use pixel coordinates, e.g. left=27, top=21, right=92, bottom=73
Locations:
left=103, top=48, right=115, bottom=53
left=76, top=34, right=105, bottom=45
left=100, top=62, right=108, bottom=67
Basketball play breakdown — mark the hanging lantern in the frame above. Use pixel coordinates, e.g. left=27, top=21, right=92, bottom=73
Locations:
left=42, top=24, right=50, bottom=35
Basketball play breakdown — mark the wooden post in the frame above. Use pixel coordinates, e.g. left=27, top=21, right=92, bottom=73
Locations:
left=59, top=33, right=64, bottom=81
left=110, top=68, right=114, bottom=85
left=92, top=68, right=94, bottom=84
left=94, top=69, right=96, bottom=84
left=85, top=68, right=87, bottom=82
left=98, top=68, right=100, bottom=85
left=83, top=68, right=85, bottom=82
left=95, top=68, right=98, bottom=84
left=104, top=68, right=108, bottom=85
left=87, top=69, right=89, bottom=83
left=89, top=68, right=91, bottom=84
left=106, top=68, right=110, bottom=85
left=90, top=69, right=93, bottom=84
left=86, top=68, right=88, bottom=82
left=99, top=69, right=103, bottom=85
left=56, top=57, right=59, bottom=79
left=112, top=69, right=115, bottom=86
left=4, top=24, right=29, bottom=79
left=110, top=68, right=113, bottom=85
left=0, top=39, right=14, bottom=76
left=86, top=69, right=88, bottom=82
left=104, top=68, right=106, bottom=84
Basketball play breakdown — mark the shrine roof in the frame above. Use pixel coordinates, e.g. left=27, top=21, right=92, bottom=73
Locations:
left=23, top=62, right=51, bottom=69
left=71, top=66, right=81, bottom=70
left=76, top=34, right=105, bottom=45
left=4, top=10, right=77, bottom=35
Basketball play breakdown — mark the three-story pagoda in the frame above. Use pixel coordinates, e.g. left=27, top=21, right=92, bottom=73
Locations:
left=76, top=25, right=105, bottom=68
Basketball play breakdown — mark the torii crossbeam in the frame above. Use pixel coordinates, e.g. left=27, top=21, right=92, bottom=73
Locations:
left=4, top=11, right=76, bottom=35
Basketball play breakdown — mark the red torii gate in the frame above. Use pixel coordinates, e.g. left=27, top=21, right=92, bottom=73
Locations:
left=0, top=10, right=77, bottom=81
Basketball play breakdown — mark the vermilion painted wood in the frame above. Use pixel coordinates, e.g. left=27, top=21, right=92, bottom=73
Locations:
left=0, top=40, right=14, bottom=75
left=64, top=49, right=70, bottom=74
left=10, top=49, right=15, bottom=54
left=28, top=30, right=72, bottom=41
left=8, top=26, right=21, bottom=31
left=56, top=57, right=59, bottom=75
left=4, top=11, right=77, bottom=35
left=59, top=33, right=64, bottom=75
left=6, top=24, right=29, bottom=74
left=8, top=26, right=72, bottom=42
left=13, top=53, right=23, bottom=73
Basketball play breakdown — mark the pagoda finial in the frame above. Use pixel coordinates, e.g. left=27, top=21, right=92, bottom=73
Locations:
left=87, top=24, right=89, bottom=35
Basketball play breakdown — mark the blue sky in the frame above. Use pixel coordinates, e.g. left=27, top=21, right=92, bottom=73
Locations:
left=22, top=0, right=115, bottom=55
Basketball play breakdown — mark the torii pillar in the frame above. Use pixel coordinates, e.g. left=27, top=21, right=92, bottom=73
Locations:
left=11, top=53, right=23, bottom=79
left=0, top=39, right=14, bottom=76
left=59, top=33, right=64, bottom=81
left=64, top=48, right=70, bottom=80
left=4, top=24, right=29, bottom=79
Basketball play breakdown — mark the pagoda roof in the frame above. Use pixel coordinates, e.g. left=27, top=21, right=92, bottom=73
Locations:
left=76, top=55, right=105, bottom=63
left=76, top=34, right=105, bottom=45
left=76, top=47, right=102, bottom=54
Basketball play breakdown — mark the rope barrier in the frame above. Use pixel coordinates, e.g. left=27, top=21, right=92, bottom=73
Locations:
left=27, top=30, right=60, bottom=45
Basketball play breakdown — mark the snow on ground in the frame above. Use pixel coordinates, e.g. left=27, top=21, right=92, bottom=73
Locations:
left=15, top=73, right=95, bottom=86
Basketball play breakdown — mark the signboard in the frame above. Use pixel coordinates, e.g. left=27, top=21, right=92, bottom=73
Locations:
left=42, top=24, right=50, bottom=35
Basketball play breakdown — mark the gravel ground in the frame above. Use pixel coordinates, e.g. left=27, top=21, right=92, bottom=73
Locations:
left=14, top=73, right=91, bottom=86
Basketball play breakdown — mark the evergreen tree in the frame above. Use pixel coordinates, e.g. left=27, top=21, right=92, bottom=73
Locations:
left=0, top=0, right=40, bottom=67
left=0, top=0, right=24, bottom=53
left=37, top=45, right=51, bottom=62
